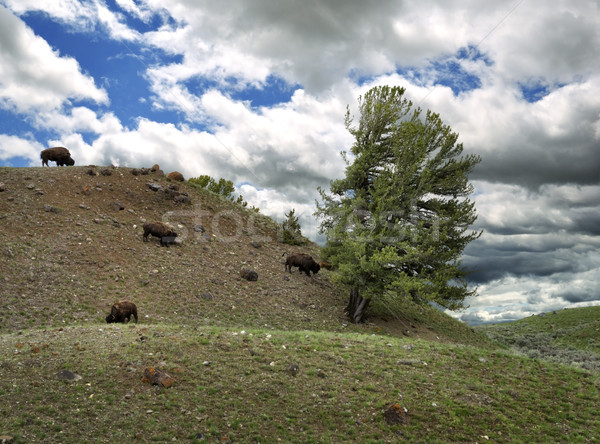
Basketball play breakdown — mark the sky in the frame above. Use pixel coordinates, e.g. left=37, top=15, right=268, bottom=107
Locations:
left=1, top=0, right=599, bottom=325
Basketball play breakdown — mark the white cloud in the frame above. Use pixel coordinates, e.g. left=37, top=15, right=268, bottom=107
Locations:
left=0, top=5, right=108, bottom=113
left=0, top=135, right=41, bottom=164
left=2, top=0, right=97, bottom=28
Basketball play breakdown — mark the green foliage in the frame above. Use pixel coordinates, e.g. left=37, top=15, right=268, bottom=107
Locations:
left=188, top=174, right=260, bottom=211
left=316, top=85, right=482, bottom=312
left=279, top=209, right=306, bottom=245
left=189, top=175, right=235, bottom=199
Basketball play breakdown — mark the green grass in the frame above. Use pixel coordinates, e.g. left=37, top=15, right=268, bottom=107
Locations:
left=476, top=306, right=600, bottom=372
left=1, top=324, right=599, bottom=443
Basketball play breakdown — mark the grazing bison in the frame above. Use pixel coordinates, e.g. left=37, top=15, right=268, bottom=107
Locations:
left=41, top=147, right=75, bottom=167
left=105, top=300, right=138, bottom=323
left=143, top=222, right=177, bottom=244
left=285, top=253, right=321, bottom=276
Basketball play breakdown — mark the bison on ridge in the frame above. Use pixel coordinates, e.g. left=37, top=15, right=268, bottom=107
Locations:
left=41, top=147, right=75, bottom=167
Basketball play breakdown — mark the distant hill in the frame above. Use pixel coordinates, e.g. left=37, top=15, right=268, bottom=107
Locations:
left=476, top=306, right=600, bottom=371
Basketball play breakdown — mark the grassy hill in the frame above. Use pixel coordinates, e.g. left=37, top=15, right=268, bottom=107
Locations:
left=476, top=306, right=600, bottom=372
left=0, top=166, right=599, bottom=443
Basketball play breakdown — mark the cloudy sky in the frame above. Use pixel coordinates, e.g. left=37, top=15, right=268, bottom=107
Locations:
left=1, top=0, right=599, bottom=324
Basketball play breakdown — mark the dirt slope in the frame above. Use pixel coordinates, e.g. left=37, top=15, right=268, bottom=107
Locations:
left=0, top=165, right=344, bottom=333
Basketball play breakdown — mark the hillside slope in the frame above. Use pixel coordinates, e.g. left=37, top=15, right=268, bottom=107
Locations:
left=0, top=165, right=342, bottom=333
left=0, top=165, right=483, bottom=344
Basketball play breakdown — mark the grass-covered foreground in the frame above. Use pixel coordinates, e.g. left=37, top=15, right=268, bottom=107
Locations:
left=1, top=323, right=599, bottom=443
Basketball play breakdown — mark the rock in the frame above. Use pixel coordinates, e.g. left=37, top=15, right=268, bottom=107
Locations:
left=287, top=364, right=299, bottom=377
left=86, top=168, right=97, bottom=176
left=100, top=168, right=112, bottom=176
left=0, top=183, right=5, bottom=192
left=174, top=194, right=191, bottom=204
left=140, top=168, right=150, bottom=175
left=383, top=403, right=409, bottom=425
left=151, top=164, right=160, bottom=172
left=56, top=369, right=82, bottom=382
left=167, top=171, right=184, bottom=182
left=193, top=224, right=205, bottom=233
left=26, top=183, right=35, bottom=190
left=240, top=269, right=258, bottom=281
left=131, top=168, right=140, bottom=176
left=141, top=367, right=175, bottom=388
left=79, top=203, right=90, bottom=210
left=201, top=293, right=213, bottom=300
left=147, top=182, right=163, bottom=192
left=250, top=241, right=262, bottom=249
left=43, top=204, right=60, bottom=213
left=111, top=201, right=125, bottom=211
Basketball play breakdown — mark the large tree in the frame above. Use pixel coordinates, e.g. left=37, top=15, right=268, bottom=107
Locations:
left=316, top=85, right=482, bottom=323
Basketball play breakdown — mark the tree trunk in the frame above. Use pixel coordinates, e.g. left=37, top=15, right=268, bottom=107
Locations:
left=345, top=287, right=370, bottom=324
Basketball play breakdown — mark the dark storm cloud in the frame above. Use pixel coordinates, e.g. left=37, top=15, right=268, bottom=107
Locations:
left=463, top=247, right=586, bottom=285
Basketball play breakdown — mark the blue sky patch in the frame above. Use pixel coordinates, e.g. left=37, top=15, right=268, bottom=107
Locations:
left=519, top=82, right=551, bottom=103
left=397, top=46, right=487, bottom=96
left=430, top=59, right=481, bottom=95
left=232, top=75, right=299, bottom=109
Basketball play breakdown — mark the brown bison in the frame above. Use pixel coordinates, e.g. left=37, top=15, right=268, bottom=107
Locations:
left=285, top=253, right=320, bottom=276
left=143, top=222, right=177, bottom=243
left=41, top=147, right=75, bottom=167
left=105, top=300, right=138, bottom=323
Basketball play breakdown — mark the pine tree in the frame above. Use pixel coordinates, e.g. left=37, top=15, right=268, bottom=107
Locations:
left=280, top=209, right=305, bottom=245
left=316, top=85, right=482, bottom=323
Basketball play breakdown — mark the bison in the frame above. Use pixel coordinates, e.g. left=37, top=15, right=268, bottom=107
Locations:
left=143, top=222, right=178, bottom=244
left=41, top=147, right=75, bottom=167
left=105, top=300, right=138, bottom=323
left=285, top=253, right=321, bottom=276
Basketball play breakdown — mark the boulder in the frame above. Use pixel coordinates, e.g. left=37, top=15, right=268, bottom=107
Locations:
left=56, top=369, right=82, bottom=382
left=147, top=182, right=163, bottom=192
left=167, top=171, right=185, bottom=182
left=240, top=269, right=258, bottom=281
left=142, top=367, right=175, bottom=388
left=383, top=403, right=409, bottom=425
